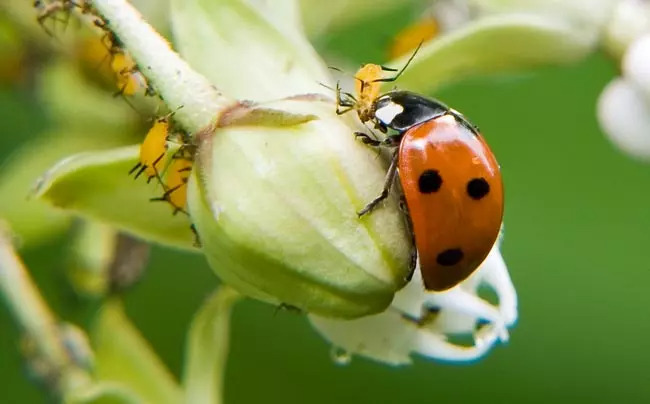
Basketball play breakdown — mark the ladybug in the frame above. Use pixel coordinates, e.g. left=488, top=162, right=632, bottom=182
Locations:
left=335, top=50, right=504, bottom=291
left=357, top=91, right=504, bottom=291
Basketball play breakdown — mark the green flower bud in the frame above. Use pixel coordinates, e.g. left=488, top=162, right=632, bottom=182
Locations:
left=187, top=96, right=412, bottom=318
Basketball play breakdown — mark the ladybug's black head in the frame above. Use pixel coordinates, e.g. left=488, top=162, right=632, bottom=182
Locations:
left=372, top=91, right=449, bottom=133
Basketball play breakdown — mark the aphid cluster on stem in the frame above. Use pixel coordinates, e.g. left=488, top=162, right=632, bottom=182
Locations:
left=335, top=45, right=504, bottom=292
left=34, top=0, right=154, bottom=99
left=129, top=111, right=195, bottom=217
left=34, top=0, right=192, bottom=218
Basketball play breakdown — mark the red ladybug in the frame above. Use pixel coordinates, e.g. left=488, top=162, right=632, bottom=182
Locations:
left=353, top=90, right=504, bottom=291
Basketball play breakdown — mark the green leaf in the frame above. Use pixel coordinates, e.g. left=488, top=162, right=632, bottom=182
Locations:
left=39, top=61, right=142, bottom=137
left=298, top=0, right=419, bottom=37
left=170, top=0, right=331, bottom=101
left=91, top=300, right=182, bottom=404
left=33, top=145, right=196, bottom=250
left=0, top=133, right=127, bottom=247
left=65, top=382, right=143, bottom=404
left=387, top=13, right=598, bottom=93
left=183, top=286, right=241, bottom=404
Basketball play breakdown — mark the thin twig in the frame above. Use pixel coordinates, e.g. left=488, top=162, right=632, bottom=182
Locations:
left=0, top=221, right=90, bottom=395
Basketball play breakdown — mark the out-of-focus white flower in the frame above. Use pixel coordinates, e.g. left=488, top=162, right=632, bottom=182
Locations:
left=598, top=76, right=650, bottom=160
left=597, top=1, right=650, bottom=160
left=427, top=0, right=617, bottom=42
left=309, top=240, right=517, bottom=365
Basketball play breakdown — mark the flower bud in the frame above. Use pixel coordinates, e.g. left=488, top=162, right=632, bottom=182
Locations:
left=187, top=96, right=412, bottom=319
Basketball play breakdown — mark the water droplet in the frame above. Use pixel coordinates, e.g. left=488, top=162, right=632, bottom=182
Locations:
left=330, top=346, right=352, bottom=365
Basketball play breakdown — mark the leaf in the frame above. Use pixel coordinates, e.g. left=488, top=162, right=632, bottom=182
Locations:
left=170, top=0, right=331, bottom=101
left=91, top=300, right=183, bottom=404
left=387, top=13, right=598, bottom=93
left=65, top=382, right=143, bottom=404
left=39, top=61, right=142, bottom=137
left=33, top=145, right=196, bottom=250
left=183, top=286, right=241, bottom=404
left=0, top=133, right=125, bottom=248
left=298, top=0, right=420, bottom=38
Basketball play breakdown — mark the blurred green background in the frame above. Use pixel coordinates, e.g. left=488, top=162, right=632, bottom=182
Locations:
left=2, top=3, right=650, bottom=404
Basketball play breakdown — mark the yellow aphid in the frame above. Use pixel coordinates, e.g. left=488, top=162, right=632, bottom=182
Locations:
left=334, top=42, right=422, bottom=124
left=165, top=156, right=193, bottom=213
left=150, top=148, right=194, bottom=215
left=389, top=18, right=438, bottom=59
left=353, top=63, right=384, bottom=123
left=129, top=117, right=169, bottom=182
left=110, top=52, right=145, bottom=96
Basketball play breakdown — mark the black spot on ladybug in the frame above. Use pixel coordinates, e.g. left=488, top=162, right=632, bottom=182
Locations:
left=467, top=177, right=490, bottom=200
left=436, top=248, right=464, bottom=266
left=418, top=169, right=442, bottom=194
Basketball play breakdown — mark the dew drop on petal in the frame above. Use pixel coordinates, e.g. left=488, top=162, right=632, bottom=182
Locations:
left=330, top=346, right=352, bottom=365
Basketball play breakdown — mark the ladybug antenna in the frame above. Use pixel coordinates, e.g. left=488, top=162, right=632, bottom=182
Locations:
left=372, top=40, right=423, bottom=84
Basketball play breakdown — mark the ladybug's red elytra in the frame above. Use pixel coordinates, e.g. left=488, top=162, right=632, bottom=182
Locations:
left=336, top=59, right=504, bottom=291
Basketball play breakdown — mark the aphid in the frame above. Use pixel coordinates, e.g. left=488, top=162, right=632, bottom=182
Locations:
left=92, top=18, right=153, bottom=97
left=34, top=0, right=77, bottom=37
left=337, top=49, right=503, bottom=291
left=151, top=145, right=194, bottom=215
left=129, top=116, right=170, bottom=182
left=335, top=43, right=421, bottom=125
left=110, top=51, right=147, bottom=97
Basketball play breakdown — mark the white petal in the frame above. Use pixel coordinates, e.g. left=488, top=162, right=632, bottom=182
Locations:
left=470, top=242, right=518, bottom=327
left=604, top=0, right=650, bottom=59
left=309, top=240, right=517, bottom=365
left=309, top=311, right=418, bottom=366
left=597, top=77, right=650, bottom=160
left=623, top=33, right=650, bottom=98
left=414, top=323, right=501, bottom=363
left=309, top=308, right=503, bottom=366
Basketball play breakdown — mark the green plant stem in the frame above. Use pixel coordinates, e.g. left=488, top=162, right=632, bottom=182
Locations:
left=90, top=0, right=234, bottom=132
left=183, top=286, right=242, bottom=404
left=0, top=221, right=90, bottom=395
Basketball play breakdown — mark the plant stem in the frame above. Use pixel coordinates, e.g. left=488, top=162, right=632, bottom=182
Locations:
left=183, top=285, right=242, bottom=404
left=0, top=221, right=91, bottom=395
left=90, top=0, right=235, bottom=132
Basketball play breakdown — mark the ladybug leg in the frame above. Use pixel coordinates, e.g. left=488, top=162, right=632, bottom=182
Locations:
left=354, top=132, right=382, bottom=147
left=354, top=131, right=398, bottom=148
left=357, top=150, right=398, bottom=217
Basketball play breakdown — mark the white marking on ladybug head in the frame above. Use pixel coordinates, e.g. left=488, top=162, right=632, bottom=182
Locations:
left=374, top=102, right=404, bottom=125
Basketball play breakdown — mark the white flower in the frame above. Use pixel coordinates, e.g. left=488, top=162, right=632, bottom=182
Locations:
left=309, top=239, right=517, bottom=365
left=597, top=1, right=650, bottom=160
left=426, top=0, right=617, bottom=42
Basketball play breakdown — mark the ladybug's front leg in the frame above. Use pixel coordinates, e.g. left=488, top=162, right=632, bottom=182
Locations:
left=354, top=131, right=382, bottom=147
left=357, top=150, right=399, bottom=217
